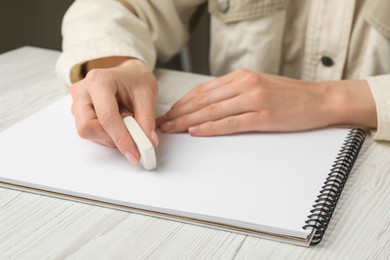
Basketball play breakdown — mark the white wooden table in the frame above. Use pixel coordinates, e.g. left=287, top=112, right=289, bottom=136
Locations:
left=0, top=47, right=389, bottom=259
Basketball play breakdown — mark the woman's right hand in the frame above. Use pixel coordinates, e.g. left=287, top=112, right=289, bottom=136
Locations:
left=70, top=57, right=158, bottom=165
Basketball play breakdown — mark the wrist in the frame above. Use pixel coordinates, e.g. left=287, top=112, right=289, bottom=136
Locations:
left=320, top=80, right=377, bottom=128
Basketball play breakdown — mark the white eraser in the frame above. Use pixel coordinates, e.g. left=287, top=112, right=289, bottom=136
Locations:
left=123, top=116, right=156, bottom=170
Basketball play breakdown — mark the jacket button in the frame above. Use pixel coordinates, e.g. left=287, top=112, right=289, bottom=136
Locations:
left=321, top=56, right=334, bottom=67
left=217, top=0, right=229, bottom=13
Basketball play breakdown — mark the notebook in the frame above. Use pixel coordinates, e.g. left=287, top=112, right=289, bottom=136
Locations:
left=0, top=95, right=365, bottom=246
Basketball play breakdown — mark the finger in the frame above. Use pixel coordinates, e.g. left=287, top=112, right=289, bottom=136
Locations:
left=157, top=81, right=240, bottom=127
left=71, top=85, right=113, bottom=143
left=188, top=113, right=259, bottom=136
left=132, top=86, right=159, bottom=147
left=160, top=95, right=248, bottom=133
left=89, top=81, right=140, bottom=163
left=172, top=68, right=247, bottom=105
left=160, top=84, right=238, bottom=124
left=91, top=138, right=116, bottom=148
left=173, top=73, right=233, bottom=107
left=175, top=68, right=248, bottom=107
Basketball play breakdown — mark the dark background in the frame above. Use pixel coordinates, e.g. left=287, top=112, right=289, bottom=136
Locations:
left=0, top=0, right=210, bottom=74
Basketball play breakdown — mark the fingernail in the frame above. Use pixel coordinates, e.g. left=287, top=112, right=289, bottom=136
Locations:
left=188, top=125, right=200, bottom=135
left=161, top=120, right=175, bottom=131
left=151, top=130, right=159, bottom=146
left=125, top=152, right=138, bottom=165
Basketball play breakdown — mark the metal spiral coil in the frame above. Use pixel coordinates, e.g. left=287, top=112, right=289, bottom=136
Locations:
left=303, top=129, right=366, bottom=245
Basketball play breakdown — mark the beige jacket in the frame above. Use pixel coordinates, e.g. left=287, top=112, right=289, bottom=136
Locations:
left=57, top=0, right=390, bottom=141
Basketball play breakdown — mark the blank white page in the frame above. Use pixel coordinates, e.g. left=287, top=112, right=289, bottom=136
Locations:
left=0, top=96, right=351, bottom=241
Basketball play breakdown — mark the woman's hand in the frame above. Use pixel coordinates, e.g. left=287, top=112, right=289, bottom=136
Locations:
left=70, top=57, right=158, bottom=164
left=157, top=68, right=377, bottom=136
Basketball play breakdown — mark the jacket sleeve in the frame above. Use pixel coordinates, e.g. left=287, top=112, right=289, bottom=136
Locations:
left=56, top=0, right=206, bottom=85
left=367, top=75, right=390, bottom=141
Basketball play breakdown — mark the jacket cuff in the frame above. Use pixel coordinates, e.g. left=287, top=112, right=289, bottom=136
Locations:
left=367, top=75, right=390, bottom=141
left=56, top=36, right=156, bottom=85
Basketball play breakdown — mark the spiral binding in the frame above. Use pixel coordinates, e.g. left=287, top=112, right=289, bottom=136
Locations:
left=302, top=128, right=366, bottom=245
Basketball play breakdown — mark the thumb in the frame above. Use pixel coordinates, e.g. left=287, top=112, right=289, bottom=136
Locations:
left=132, top=90, right=159, bottom=147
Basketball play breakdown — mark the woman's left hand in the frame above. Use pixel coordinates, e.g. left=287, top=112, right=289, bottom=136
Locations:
left=156, top=68, right=376, bottom=136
